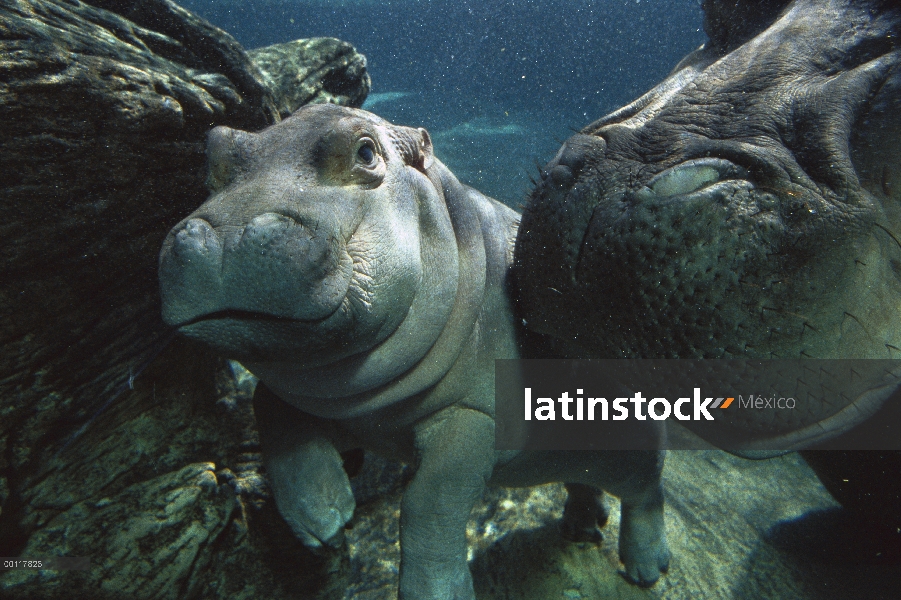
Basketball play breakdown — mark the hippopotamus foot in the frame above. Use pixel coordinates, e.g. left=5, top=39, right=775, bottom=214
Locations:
left=397, top=563, right=474, bottom=600
left=563, top=448, right=669, bottom=586
left=253, top=385, right=355, bottom=550
left=562, top=483, right=607, bottom=544
left=617, top=482, right=670, bottom=587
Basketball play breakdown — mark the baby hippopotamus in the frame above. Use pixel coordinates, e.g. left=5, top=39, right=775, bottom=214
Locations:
left=158, top=103, right=669, bottom=598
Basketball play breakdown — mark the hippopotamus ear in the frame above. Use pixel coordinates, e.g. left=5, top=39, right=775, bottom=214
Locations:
left=392, top=126, right=434, bottom=173
left=206, top=126, right=257, bottom=192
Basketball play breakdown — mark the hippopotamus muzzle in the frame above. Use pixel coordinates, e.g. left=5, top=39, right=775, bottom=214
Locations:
left=162, top=211, right=352, bottom=325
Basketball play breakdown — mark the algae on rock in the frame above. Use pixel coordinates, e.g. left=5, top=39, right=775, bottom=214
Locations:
left=249, top=37, right=371, bottom=118
left=2, top=463, right=234, bottom=600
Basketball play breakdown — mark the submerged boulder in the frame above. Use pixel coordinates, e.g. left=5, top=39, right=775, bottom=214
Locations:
left=2, top=463, right=235, bottom=600
left=0, top=336, right=346, bottom=599
left=331, top=447, right=901, bottom=600
left=250, top=38, right=371, bottom=117
left=0, top=0, right=369, bottom=596
left=0, top=0, right=276, bottom=541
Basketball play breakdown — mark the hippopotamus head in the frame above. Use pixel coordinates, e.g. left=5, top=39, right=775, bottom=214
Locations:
left=159, top=104, right=465, bottom=398
left=513, top=0, right=901, bottom=447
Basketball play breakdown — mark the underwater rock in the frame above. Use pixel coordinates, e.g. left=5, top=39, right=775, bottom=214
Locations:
left=0, top=337, right=349, bottom=599
left=0, top=0, right=368, bottom=587
left=81, top=0, right=277, bottom=127
left=1, top=463, right=234, bottom=600
left=249, top=38, right=371, bottom=118
left=341, top=447, right=901, bottom=599
left=0, top=0, right=277, bottom=548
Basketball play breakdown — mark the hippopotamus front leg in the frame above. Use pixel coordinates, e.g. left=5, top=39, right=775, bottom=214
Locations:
left=566, top=452, right=668, bottom=586
left=253, top=384, right=355, bottom=550
left=399, top=406, right=496, bottom=600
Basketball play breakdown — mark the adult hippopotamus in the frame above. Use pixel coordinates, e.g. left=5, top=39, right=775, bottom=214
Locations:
left=513, top=0, right=901, bottom=452
left=158, top=103, right=669, bottom=598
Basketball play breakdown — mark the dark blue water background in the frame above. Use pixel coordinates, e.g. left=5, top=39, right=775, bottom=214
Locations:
left=181, top=0, right=705, bottom=205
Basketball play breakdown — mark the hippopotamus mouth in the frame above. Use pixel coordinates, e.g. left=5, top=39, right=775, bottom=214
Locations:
left=178, top=308, right=332, bottom=327
left=159, top=208, right=361, bottom=363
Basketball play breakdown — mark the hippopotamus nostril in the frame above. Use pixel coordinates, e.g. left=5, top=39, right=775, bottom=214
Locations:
left=172, top=218, right=221, bottom=258
left=160, top=217, right=225, bottom=327
left=558, top=148, right=585, bottom=174
left=550, top=164, right=574, bottom=188
left=549, top=134, right=599, bottom=182
left=238, top=212, right=331, bottom=270
left=220, top=211, right=350, bottom=321
left=241, top=213, right=297, bottom=246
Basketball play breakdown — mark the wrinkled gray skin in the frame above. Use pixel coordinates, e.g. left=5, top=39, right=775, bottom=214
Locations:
left=159, top=104, right=669, bottom=598
left=514, top=0, right=901, bottom=453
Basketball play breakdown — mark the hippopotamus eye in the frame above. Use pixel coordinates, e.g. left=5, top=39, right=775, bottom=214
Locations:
left=356, top=139, right=377, bottom=166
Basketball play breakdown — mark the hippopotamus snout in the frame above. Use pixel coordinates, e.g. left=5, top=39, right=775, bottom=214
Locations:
left=159, top=211, right=352, bottom=327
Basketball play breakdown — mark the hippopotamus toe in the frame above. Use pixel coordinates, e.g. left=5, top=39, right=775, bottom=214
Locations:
left=619, top=515, right=671, bottom=587
left=623, top=548, right=671, bottom=588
